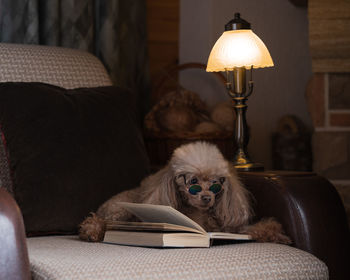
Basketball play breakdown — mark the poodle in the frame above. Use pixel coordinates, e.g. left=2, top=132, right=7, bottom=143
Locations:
left=79, top=141, right=291, bottom=244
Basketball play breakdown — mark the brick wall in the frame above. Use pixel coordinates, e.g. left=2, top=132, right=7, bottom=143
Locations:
left=306, top=73, right=350, bottom=226
left=307, top=0, right=350, bottom=226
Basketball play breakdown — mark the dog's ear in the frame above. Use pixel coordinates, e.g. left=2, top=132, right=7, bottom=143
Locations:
left=214, top=164, right=252, bottom=230
left=142, top=165, right=180, bottom=209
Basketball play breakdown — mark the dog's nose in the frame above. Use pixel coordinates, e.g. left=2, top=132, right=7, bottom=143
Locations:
left=201, top=195, right=212, bottom=203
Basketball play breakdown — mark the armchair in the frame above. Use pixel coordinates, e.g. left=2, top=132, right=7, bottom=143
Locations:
left=0, top=43, right=349, bottom=280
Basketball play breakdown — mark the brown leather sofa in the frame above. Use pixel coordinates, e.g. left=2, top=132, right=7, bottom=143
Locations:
left=1, top=171, right=349, bottom=279
left=0, top=43, right=349, bottom=280
left=240, top=171, right=350, bottom=280
left=0, top=188, right=31, bottom=280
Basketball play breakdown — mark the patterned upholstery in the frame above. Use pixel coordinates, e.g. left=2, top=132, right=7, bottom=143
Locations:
left=0, top=43, right=112, bottom=89
left=0, top=43, right=112, bottom=193
left=27, top=236, right=328, bottom=280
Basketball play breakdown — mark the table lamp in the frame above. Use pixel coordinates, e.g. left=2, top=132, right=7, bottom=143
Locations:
left=206, top=13, right=274, bottom=171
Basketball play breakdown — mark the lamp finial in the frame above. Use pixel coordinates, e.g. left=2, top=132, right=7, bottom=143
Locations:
left=225, top=13, right=251, bottom=31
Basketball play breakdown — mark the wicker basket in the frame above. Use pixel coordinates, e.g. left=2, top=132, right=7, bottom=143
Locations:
left=144, top=63, right=235, bottom=166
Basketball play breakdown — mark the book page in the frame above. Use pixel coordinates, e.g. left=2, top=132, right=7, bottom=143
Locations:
left=106, top=221, right=203, bottom=234
left=117, top=202, right=206, bottom=233
left=208, top=232, right=252, bottom=240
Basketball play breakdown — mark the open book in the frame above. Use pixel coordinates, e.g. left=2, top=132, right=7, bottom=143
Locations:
left=103, top=202, right=252, bottom=248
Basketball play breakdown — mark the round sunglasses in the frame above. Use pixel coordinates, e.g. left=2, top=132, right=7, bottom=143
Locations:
left=188, top=184, right=222, bottom=195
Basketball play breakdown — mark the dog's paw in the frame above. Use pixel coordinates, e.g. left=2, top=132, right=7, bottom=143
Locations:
left=242, top=218, right=292, bottom=245
left=79, top=213, right=106, bottom=242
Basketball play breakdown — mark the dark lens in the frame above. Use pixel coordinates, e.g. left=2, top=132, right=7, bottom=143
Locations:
left=189, top=185, right=202, bottom=195
left=190, top=178, right=198, bottom=184
left=219, top=177, right=225, bottom=184
left=209, top=184, right=222, bottom=194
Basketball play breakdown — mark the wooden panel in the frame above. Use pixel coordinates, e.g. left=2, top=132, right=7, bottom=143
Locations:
left=147, top=20, right=179, bottom=42
left=312, top=58, right=350, bottom=73
left=147, top=0, right=179, bottom=42
left=309, top=19, right=350, bottom=59
left=308, top=0, right=350, bottom=72
left=147, top=0, right=179, bottom=20
left=146, top=0, right=179, bottom=93
left=148, top=43, right=178, bottom=65
left=309, top=0, right=350, bottom=19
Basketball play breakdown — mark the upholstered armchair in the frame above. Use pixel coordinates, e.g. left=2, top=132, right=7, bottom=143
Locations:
left=0, top=43, right=349, bottom=280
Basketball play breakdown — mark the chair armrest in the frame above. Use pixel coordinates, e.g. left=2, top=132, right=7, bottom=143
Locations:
left=239, top=171, right=350, bottom=280
left=0, top=188, right=31, bottom=280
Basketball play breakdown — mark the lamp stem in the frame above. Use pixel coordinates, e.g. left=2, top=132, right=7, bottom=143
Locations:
left=233, top=67, right=246, bottom=94
left=228, top=67, right=264, bottom=171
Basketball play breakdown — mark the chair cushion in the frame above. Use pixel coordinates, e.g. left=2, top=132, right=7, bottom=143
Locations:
left=0, top=43, right=112, bottom=89
left=27, top=236, right=328, bottom=280
left=0, top=82, right=150, bottom=235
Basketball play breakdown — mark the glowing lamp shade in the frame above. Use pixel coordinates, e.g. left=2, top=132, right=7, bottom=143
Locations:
left=206, top=30, right=274, bottom=72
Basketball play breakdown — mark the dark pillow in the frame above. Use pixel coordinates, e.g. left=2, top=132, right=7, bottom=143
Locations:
left=0, top=82, right=150, bottom=236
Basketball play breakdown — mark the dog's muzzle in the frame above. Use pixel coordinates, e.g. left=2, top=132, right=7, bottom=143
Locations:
left=201, top=195, right=212, bottom=203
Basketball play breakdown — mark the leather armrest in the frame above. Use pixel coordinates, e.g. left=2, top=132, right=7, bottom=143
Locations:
left=0, top=188, right=31, bottom=280
left=239, top=171, right=350, bottom=280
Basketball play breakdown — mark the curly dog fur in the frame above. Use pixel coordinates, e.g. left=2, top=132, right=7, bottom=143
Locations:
left=79, top=141, right=291, bottom=244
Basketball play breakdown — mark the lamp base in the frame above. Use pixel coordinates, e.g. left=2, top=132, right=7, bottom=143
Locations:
left=234, top=162, right=264, bottom=172
left=233, top=148, right=264, bottom=171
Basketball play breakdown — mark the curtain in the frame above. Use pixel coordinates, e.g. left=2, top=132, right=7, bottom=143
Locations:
left=0, top=0, right=150, bottom=116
